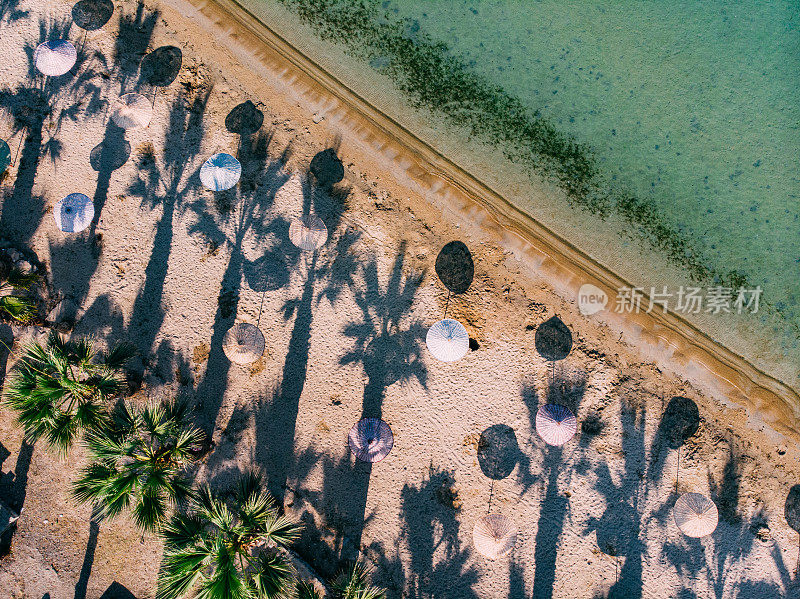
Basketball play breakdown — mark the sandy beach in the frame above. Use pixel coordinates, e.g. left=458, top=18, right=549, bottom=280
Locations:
left=0, top=1, right=799, bottom=598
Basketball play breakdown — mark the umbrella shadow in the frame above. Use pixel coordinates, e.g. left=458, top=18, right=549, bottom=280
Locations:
left=0, top=440, right=34, bottom=555
left=73, top=519, right=100, bottom=599
left=647, top=396, right=700, bottom=485
left=89, top=120, right=130, bottom=237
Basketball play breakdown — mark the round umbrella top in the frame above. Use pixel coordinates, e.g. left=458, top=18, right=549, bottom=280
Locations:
left=674, top=492, right=718, bottom=538
left=289, top=215, right=327, bottom=251
left=200, top=153, right=241, bottom=191
left=222, top=323, right=265, bottom=365
left=72, top=0, right=114, bottom=31
left=54, top=193, right=94, bottom=233
left=0, top=140, right=10, bottom=173
left=34, top=40, right=77, bottom=77
left=426, top=319, right=469, bottom=362
left=111, top=93, right=153, bottom=130
left=225, top=100, right=264, bottom=135
left=535, top=404, right=577, bottom=446
left=473, top=514, right=517, bottom=559
left=349, top=418, right=393, bottom=463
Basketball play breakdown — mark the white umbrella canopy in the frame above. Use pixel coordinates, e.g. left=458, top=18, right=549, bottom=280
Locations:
left=200, top=152, right=241, bottom=191
left=473, top=514, right=517, bottom=559
left=535, top=404, right=577, bottom=446
left=288, top=215, right=328, bottom=251
left=110, top=93, right=153, bottom=130
left=348, top=418, right=394, bottom=463
left=54, top=193, right=94, bottom=233
left=426, top=318, right=469, bottom=362
left=674, top=492, right=718, bottom=538
left=34, top=40, right=77, bottom=77
left=222, top=323, right=265, bottom=365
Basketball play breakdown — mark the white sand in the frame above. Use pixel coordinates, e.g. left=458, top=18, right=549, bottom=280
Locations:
left=0, top=1, right=798, bottom=598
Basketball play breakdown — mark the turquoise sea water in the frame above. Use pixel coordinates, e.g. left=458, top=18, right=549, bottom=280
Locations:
left=259, top=0, right=800, bottom=346
left=387, top=0, right=800, bottom=327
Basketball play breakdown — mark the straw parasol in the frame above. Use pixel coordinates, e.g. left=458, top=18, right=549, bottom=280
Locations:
left=535, top=404, right=577, bottom=446
left=34, top=40, right=77, bottom=77
left=110, top=93, right=153, bottom=130
left=200, top=153, right=241, bottom=191
left=472, top=514, right=517, bottom=559
left=72, top=0, right=114, bottom=32
left=54, top=193, right=94, bottom=233
left=674, top=492, right=718, bottom=538
left=222, top=323, right=265, bottom=365
left=289, top=215, right=327, bottom=251
left=426, top=318, right=469, bottom=362
left=348, top=418, right=393, bottom=463
left=225, top=100, right=264, bottom=135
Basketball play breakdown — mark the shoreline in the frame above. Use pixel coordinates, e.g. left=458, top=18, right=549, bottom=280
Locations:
left=172, top=0, right=799, bottom=441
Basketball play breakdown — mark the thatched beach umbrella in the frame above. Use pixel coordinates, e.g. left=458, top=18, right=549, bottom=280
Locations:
left=348, top=418, right=393, bottom=463
left=426, top=318, right=469, bottom=362
left=435, top=241, right=474, bottom=296
left=110, top=93, right=153, bottom=130
left=674, top=492, right=718, bottom=538
left=54, top=193, right=94, bottom=233
left=225, top=100, right=264, bottom=136
left=72, top=0, right=114, bottom=32
left=289, top=215, right=327, bottom=251
left=535, top=404, right=577, bottom=446
left=34, top=40, right=77, bottom=77
left=200, top=153, right=241, bottom=191
left=472, top=514, right=517, bottom=559
left=222, top=323, right=265, bottom=365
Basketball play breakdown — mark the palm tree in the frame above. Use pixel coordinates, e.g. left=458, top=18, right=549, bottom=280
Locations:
left=157, top=471, right=301, bottom=599
left=0, top=262, right=37, bottom=323
left=296, top=580, right=322, bottom=599
left=3, top=332, right=134, bottom=454
left=73, top=399, right=205, bottom=532
left=331, top=561, right=386, bottom=599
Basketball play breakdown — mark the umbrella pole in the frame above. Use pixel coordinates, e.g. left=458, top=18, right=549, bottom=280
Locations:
left=81, top=30, right=88, bottom=48
left=11, top=132, right=23, bottom=167
left=675, top=445, right=680, bottom=495
left=443, top=289, right=451, bottom=319
left=255, top=287, right=267, bottom=330
left=487, top=480, right=494, bottom=514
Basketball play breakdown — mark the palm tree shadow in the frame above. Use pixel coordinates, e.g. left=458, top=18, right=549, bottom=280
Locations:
left=0, top=0, right=27, bottom=24
left=190, top=128, right=292, bottom=436
left=396, top=465, right=480, bottom=599
left=525, top=371, right=586, bottom=599
left=113, top=0, right=160, bottom=94
left=123, top=85, right=210, bottom=359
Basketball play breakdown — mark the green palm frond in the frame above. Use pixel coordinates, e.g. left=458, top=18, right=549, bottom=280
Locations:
left=296, top=580, right=323, bottom=599
left=104, top=341, right=137, bottom=370
left=158, top=472, right=301, bottom=599
left=331, top=561, right=386, bottom=599
left=4, top=268, right=37, bottom=290
left=73, top=398, right=204, bottom=532
left=3, top=333, right=132, bottom=453
left=0, top=295, right=36, bottom=323
left=249, top=551, right=295, bottom=599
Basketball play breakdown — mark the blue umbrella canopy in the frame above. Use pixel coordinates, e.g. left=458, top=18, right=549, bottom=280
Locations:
left=348, top=418, right=393, bottom=463
left=34, top=40, right=77, bottom=76
left=426, top=318, right=469, bottom=362
left=535, top=404, right=577, bottom=446
left=200, top=153, right=241, bottom=191
left=54, top=193, right=94, bottom=233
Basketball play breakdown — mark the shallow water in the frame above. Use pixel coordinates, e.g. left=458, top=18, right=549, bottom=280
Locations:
left=246, top=0, right=800, bottom=373
left=385, top=0, right=800, bottom=326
